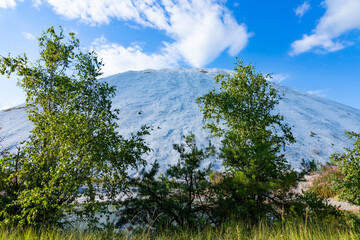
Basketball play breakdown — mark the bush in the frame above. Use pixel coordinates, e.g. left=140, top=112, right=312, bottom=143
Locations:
left=117, top=134, right=217, bottom=230
left=331, top=131, right=360, bottom=206
left=308, top=164, right=343, bottom=199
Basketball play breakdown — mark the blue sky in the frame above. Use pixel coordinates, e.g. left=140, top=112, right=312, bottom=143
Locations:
left=0, top=0, right=360, bottom=110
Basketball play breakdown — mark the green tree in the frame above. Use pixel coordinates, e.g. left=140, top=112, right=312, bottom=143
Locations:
left=0, top=147, right=23, bottom=224
left=118, top=134, right=217, bottom=230
left=0, top=27, right=150, bottom=228
left=331, top=131, right=360, bottom=206
left=197, top=59, right=298, bottom=222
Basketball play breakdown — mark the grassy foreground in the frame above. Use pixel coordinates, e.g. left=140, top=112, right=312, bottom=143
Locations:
left=0, top=221, right=358, bottom=240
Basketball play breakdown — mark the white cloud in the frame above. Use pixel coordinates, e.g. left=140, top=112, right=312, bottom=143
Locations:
left=290, top=0, right=360, bottom=55
left=164, top=1, right=249, bottom=67
left=32, top=0, right=42, bottom=8
left=43, top=0, right=144, bottom=25
left=22, top=32, right=35, bottom=40
left=91, top=36, right=179, bottom=76
left=0, top=0, right=17, bottom=8
left=307, top=89, right=327, bottom=97
left=291, top=34, right=347, bottom=55
left=29, top=0, right=250, bottom=68
left=295, top=1, right=310, bottom=18
left=268, top=74, right=290, bottom=83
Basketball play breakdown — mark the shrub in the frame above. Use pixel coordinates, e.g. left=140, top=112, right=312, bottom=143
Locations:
left=308, top=164, right=343, bottom=199
left=331, top=131, right=360, bottom=206
left=117, top=134, right=217, bottom=230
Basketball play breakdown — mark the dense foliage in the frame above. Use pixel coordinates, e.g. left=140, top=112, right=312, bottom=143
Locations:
left=197, top=59, right=302, bottom=223
left=0, top=27, right=150, bottom=228
left=331, top=131, right=360, bottom=206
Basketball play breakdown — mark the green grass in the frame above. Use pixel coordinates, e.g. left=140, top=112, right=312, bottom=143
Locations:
left=0, top=221, right=358, bottom=240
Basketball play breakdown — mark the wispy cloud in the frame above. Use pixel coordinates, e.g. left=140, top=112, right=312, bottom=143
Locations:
left=307, top=89, right=327, bottom=97
left=22, top=32, right=35, bottom=41
left=0, top=0, right=17, bottom=8
left=7, top=0, right=250, bottom=70
left=266, top=74, right=290, bottom=83
left=294, top=1, right=310, bottom=18
left=290, top=0, right=360, bottom=55
left=31, top=0, right=41, bottom=8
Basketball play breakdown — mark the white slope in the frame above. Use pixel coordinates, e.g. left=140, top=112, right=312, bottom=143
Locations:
left=1, top=68, right=360, bottom=172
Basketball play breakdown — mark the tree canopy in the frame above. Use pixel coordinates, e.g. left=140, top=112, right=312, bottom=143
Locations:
left=197, top=59, right=298, bottom=222
left=0, top=27, right=150, bottom=228
left=331, top=131, right=360, bottom=206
